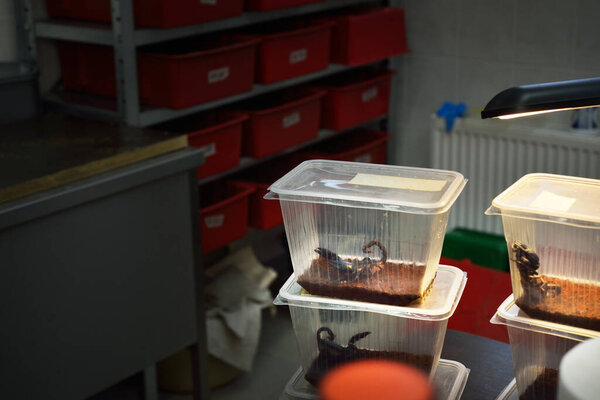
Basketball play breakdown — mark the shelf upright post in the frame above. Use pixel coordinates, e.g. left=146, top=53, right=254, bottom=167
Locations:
left=110, top=0, right=141, bottom=126
left=13, top=0, right=37, bottom=63
left=386, top=0, right=402, bottom=165
left=188, top=172, right=210, bottom=400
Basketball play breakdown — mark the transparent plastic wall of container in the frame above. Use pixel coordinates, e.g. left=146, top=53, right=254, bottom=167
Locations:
left=275, top=265, right=467, bottom=387
left=268, top=160, right=466, bottom=306
left=491, top=295, right=599, bottom=400
left=487, top=173, right=600, bottom=330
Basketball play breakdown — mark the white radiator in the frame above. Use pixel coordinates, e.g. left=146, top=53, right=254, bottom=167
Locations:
left=431, top=115, right=600, bottom=235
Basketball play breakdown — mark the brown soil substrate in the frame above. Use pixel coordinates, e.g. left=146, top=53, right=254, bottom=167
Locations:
left=519, top=368, right=558, bottom=400
left=297, top=258, right=432, bottom=306
left=305, top=349, right=434, bottom=387
left=517, top=275, right=600, bottom=331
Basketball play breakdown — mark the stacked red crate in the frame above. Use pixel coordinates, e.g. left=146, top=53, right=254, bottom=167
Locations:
left=57, top=36, right=258, bottom=109
left=45, top=0, right=245, bottom=28
left=242, top=22, right=333, bottom=84
left=238, top=88, right=325, bottom=158
left=313, top=69, right=395, bottom=130
left=302, top=130, right=390, bottom=164
left=155, top=112, right=247, bottom=179
left=199, top=181, right=255, bottom=254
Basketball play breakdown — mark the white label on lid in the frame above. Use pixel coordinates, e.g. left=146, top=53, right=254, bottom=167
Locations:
left=200, top=142, right=216, bottom=158
left=289, top=48, right=307, bottom=64
left=205, top=214, right=224, bottom=228
left=361, top=87, right=378, bottom=102
left=200, top=0, right=217, bottom=4
left=354, top=153, right=372, bottom=163
left=348, top=173, right=447, bottom=191
left=529, top=191, right=576, bottom=212
left=283, top=112, right=300, bottom=128
left=208, top=66, right=229, bottom=84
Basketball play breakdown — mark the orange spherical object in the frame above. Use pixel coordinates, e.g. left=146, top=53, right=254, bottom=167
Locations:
left=320, top=360, right=433, bottom=400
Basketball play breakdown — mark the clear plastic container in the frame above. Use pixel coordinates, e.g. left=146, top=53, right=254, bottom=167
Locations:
left=280, top=359, right=469, bottom=400
left=274, top=264, right=467, bottom=387
left=491, top=295, right=600, bottom=400
left=266, top=160, right=466, bottom=306
left=494, top=378, right=517, bottom=400
left=486, top=173, right=600, bottom=330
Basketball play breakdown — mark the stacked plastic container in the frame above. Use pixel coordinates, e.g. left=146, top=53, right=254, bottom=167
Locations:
left=487, top=173, right=600, bottom=399
left=267, top=160, right=469, bottom=397
left=281, top=359, right=470, bottom=400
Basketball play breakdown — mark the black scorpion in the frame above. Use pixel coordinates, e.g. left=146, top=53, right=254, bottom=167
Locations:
left=304, top=327, right=371, bottom=386
left=314, top=240, right=387, bottom=280
left=511, top=241, right=561, bottom=301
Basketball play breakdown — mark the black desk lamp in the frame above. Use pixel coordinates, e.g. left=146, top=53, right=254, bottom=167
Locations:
left=481, top=78, right=600, bottom=119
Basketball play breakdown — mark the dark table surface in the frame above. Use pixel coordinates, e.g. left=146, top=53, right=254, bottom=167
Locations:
left=0, top=113, right=187, bottom=204
left=442, top=329, right=514, bottom=400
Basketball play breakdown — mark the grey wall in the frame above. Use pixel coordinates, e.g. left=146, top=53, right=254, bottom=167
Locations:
left=392, top=0, right=600, bottom=167
left=0, top=0, right=18, bottom=62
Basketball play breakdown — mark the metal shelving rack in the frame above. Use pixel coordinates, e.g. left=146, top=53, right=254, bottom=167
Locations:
left=15, top=1, right=402, bottom=399
left=21, top=0, right=384, bottom=127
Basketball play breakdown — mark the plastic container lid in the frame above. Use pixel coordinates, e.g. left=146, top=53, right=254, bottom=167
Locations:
left=281, top=359, right=469, bottom=400
left=266, top=160, right=467, bottom=214
left=274, top=264, right=467, bottom=321
left=490, top=295, right=600, bottom=341
left=486, top=173, right=600, bottom=229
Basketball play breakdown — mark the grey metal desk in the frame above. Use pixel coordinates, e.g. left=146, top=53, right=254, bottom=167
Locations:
left=0, top=126, right=208, bottom=399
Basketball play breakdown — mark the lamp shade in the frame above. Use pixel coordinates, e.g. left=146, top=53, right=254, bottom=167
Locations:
left=481, top=77, right=600, bottom=119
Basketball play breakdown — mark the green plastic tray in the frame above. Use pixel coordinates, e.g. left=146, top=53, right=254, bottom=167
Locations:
left=442, top=228, right=509, bottom=272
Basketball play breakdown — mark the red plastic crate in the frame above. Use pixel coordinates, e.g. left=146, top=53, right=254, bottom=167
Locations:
left=314, top=69, right=394, bottom=130
left=199, top=181, right=254, bottom=254
left=242, top=22, right=332, bottom=84
left=327, top=7, right=409, bottom=66
left=57, top=36, right=258, bottom=109
left=239, top=88, right=325, bottom=158
left=45, top=0, right=245, bottom=28
left=57, top=42, right=115, bottom=99
left=245, top=0, right=323, bottom=11
left=236, top=181, right=281, bottom=230
left=303, top=129, right=390, bottom=164
left=155, top=112, right=247, bottom=179
left=441, top=257, right=511, bottom=343
left=231, top=157, right=302, bottom=230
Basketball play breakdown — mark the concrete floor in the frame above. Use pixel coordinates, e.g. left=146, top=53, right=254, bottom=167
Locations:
left=197, top=309, right=299, bottom=400
left=90, top=306, right=516, bottom=400
left=89, top=308, right=300, bottom=400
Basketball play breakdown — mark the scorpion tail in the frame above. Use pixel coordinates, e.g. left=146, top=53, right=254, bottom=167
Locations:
left=362, top=240, right=387, bottom=263
left=317, top=327, right=335, bottom=341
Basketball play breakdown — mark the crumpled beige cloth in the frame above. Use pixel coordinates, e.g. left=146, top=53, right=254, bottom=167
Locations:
left=204, top=246, right=277, bottom=371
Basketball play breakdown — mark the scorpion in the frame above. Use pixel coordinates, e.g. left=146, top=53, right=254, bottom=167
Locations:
left=511, top=241, right=561, bottom=301
left=305, top=327, right=371, bottom=386
left=314, top=240, right=387, bottom=280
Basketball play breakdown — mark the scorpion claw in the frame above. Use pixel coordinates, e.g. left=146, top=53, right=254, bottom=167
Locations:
left=348, top=331, right=371, bottom=346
